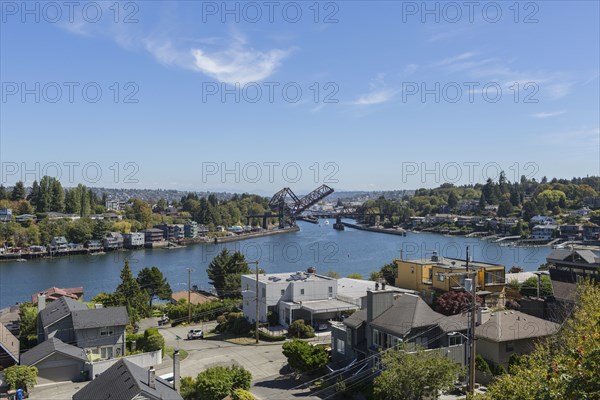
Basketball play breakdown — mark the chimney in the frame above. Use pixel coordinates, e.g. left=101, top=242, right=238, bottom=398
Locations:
left=148, top=366, right=156, bottom=389
left=381, top=282, right=386, bottom=290
left=375, top=282, right=379, bottom=291
left=37, top=294, right=46, bottom=313
left=173, top=350, right=181, bottom=392
left=366, top=290, right=394, bottom=323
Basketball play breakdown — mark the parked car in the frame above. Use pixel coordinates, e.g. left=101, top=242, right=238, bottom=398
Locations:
left=187, top=328, right=203, bottom=340
left=158, top=315, right=169, bottom=326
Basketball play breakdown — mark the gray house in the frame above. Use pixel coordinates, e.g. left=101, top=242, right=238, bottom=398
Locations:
left=20, top=338, right=87, bottom=384
left=72, top=359, right=183, bottom=400
left=37, top=297, right=128, bottom=361
left=0, top=323, right=19, bottom=369
left=331, top=290, right=467, bottom=365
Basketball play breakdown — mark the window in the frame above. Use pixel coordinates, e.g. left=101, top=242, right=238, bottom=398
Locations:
left=328, top=286, right=333, bottom=294
left=301, top=289, right=305, bottom=295
left=336, top=339, right=345, bottom=354
left=415, top=337, right=428, bottom=348
left=281, top=289, right=285, bottom=296
left=437, top=273, right=445, bottom=282
left=262, top=288, right=266, bottom=298
left=449, top=335, right=462, bottom=346
left=372, top=329, right=380, bottom=347
left=100, top=347, right=114, bottom=359
left=100, top=327, right=114, bottom=337
left=506, top=341, right=515, bottom=352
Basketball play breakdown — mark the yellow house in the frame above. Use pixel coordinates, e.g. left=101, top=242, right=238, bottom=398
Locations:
left=395, top=252, right=506, bottom=306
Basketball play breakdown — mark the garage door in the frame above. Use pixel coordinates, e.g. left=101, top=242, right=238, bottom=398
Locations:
left=37, top=363, right=84, bottom=385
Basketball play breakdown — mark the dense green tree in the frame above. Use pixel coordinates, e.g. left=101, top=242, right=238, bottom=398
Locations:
left=519, top=275, right=553, bottom=297
left=137, top=266, right=173, bottom=308
left=206, top=249, right=251, bottom=298
left=497, top=199, right=513, bottom=217
left=183, top=365, right=252, bottom=400
left=114, top=260, right=150, bottom=321
left=11, top=181, right=26, bottom=201
left=3, top=365, right=38, bottom=390
left=447, top=191, right=459, bottom=209
left=0, top=185, right=8, bottom=200
left=282, top=339, right=328, bottom=374
left=373, top=345, right=463, bottom=400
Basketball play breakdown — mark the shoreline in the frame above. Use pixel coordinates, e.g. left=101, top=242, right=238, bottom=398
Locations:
left=0, top=227, right=301, bottom=263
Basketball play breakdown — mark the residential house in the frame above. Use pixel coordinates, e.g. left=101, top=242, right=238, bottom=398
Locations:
left=530, top=215, right=556, bottom=225
left=184, top=221, right=198, bottom=238
left=531, top=224, right=557, bottom=241
left=475, top=310, right=560, bottom=368
left=15, top=214, right=36, bottom=223
left=72, top=359, right=183, bottom=400
left=570, top=207, right=591, bottom=217
left=241, top=270, right=358, bottom=327
left=142, top=228, right=165, bottom=244
left=424, top=214, right=457, bottom=225
left=0, top=323, right=19, bottom=369
left=84, top=240, right=103, bottom=251
left=330, top=290, right=467, bottom=366
left=154, top=224, right=185, bottom=241
left=546, top=249, right=600, bottom=321
left=103, top=232, right=124, bottom=251
left=0, top=208, right=12, bottom=222
left=583, top=224, right=600, bottom=242
left=50, top=236, right=69, bottom=252
left=584, top=196, right=600, bottom=209
left=47, top=212, right=80, bottom=221
left=394, top=252, right=506, bottom=306
left=32, top=287, right=84, bottom=304
left=105, top=200, right=123, bottom=211
left=123, top=232, right=145, bottom=249
left=19, top=338, right=87, bottom=384
left=560, top=224, right=583, bottom=240
left=408, top=216, right=425, bottom=229
left=37, top=297, right=128, bottom=361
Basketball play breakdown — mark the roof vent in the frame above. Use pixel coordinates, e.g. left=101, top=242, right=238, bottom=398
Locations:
left=431, top=251, right=439, bottom=262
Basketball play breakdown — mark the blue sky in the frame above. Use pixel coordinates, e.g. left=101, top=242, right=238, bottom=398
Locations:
left=1, top=0, right=599, bottom=194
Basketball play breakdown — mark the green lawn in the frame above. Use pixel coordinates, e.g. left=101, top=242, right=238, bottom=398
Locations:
left=164, top=346, right=189, bottom=361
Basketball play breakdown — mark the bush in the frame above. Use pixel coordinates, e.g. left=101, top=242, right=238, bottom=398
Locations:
left=257, top=330, right=286, bottom=342
left=3, top=365, right=37, bottom=390
left=288, top=319, right=315, bottom=338
left=475, top=354, right=492, bottom=374
left=494, top=364, right=507, bottom=376
left=282, top=339, right=328, bottom=374
left=144, top=334, right=165, bottom=353
left=183, top=365, right=253, bottom=400
left=126, top=333, right=144, bottom=352
left=232, top=388, right=255, bottom=400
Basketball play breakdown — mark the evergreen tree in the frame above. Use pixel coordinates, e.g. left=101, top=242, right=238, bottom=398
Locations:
left=27, top=181, right=40, bottom=210
left=51, top=180, right=65, bottom=212
left=447, top=191, right=459, bottom=209
left=115, top=260, right=150, bottom=322
left=11, top=181, right=26, bottom=201
left=0, top=185, right=7, bottom=200
left=137, top=266, right=173, bottom=308
left=207, top=249, right=251, bottom=298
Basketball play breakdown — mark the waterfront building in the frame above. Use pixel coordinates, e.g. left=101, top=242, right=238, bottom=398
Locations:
left=0, top=208, right=12, bottom=222
left=184, top=221, right=198, bottom=238
left=124, top=232, right=145, bottom=248
left=394, top=252, right=506, bottom=307
left=531, top=224, right=557, bottom=240
left=103, top=232, right=124, bottom=250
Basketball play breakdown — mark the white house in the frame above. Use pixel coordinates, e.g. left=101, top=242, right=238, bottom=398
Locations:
left=531, top=225, right=558, bottom=241
left=530, top=215, right=556, bottom=225
left=242, top=271, right=356, bottom=328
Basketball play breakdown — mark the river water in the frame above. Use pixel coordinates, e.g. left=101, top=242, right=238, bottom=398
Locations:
left=0, top=220, right=557, bottom=308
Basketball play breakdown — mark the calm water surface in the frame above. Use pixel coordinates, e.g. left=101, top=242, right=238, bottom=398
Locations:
left=0, top=220, right=560, bottom=308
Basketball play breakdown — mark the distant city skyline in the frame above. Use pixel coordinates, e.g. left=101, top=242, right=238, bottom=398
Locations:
left=2, top=1, right=599, bottom=191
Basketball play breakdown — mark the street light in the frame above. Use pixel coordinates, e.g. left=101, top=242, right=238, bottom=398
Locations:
left=186, top=268, right=193, bottom=324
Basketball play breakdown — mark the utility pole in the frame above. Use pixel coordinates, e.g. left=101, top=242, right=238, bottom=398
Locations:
left=187, top=268, right=192, bottom=324
left=238, top=260, right=260, bottom=344
left=467, top=247, right=476, bottom=397
left=444, top=247, right=477, bottom=396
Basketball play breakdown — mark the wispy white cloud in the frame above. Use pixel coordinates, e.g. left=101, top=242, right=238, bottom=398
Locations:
left=433, top=52, right=477, bottom=67
left=352, top=89, right=398, bottom=106
left=404, top=64, right=418, bottom=74
left=351, top=74, right=399, bottom=106
left=531, top=110, right=566, bottom=119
